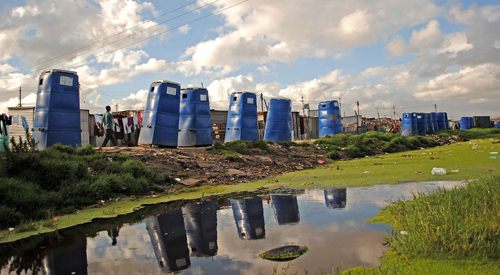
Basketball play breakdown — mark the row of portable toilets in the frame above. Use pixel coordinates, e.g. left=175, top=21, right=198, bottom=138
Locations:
left=31, top=70, right=347, bottom=149
left=402, top=112, right=449, bottom=137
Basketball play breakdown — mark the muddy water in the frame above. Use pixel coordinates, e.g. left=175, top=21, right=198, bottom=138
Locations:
left=0, top=181, right=464, bottom=275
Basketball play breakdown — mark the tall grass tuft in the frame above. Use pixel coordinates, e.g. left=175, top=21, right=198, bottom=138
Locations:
left=386, top=176, right=500, bottom=259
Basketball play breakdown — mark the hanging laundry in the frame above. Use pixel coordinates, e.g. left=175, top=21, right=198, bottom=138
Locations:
left=138, top=111, right=144, bottom=129
left=133, top=115, right=139, bottom=127
left=21, top=117, right=29, bottom=131
left=89, top=115, right=95, bottom=138
left=12, top=116, right=19, bottom=125
left=113, top=118, right=122, bottom=133
left=94, top=114, right=103, bottom=129
left=128, top=117, right=134, bottom=129
left=122, top=117, right=131, bottom=134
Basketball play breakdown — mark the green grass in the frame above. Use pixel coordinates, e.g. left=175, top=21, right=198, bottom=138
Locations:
left=435, top=128, right=500, bottom=139
left=206, top=140, right=273, bottom=159
left=0, top=143, right=175, bottom=230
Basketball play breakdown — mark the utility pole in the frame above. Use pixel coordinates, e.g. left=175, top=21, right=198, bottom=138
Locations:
left=338, top=97, right=341, bottom=111
left=377, top=107, right=381, bottom=127
left=19, top=87, right=22, bottom=107
left=393, top=105, right=396, bottom=121
left=434, top=104, right=437, bottom=112
left=301, top=95, right=305, bottom=116
left=115, top=104, right=118, bottom=111
left=356, top=101, right=360, bottom=134
left=201, top=82, right=204, bottom=88
left=355, top=111, right=359, bottom=135
left=260, top=93, right=264, bottom=112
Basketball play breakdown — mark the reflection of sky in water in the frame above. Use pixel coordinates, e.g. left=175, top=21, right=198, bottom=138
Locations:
left=1, top=181, right=463, bottom=275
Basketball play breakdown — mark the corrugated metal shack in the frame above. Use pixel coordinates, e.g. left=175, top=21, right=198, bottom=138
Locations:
left=7, top=107, right=35, bottom=143
left=211, top=109, right=228, bottom=142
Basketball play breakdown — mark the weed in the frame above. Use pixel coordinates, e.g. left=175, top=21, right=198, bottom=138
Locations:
left=14, top=221, right=39, bottom=233
left=326, top=150, right=341, bottom=160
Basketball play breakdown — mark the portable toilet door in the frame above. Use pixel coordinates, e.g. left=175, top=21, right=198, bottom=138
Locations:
left=401, top=113, right=412, bottom=137
left=225, top=92, right=258, bottom=142
left=416, top=113, right=427, bottom=136
left=138, top=80, right=181, bottom=147
left=33, top=69, right=81, bottom=150
left=263, top=97, right=292, bottom=142
left=469, top=117, right=474, bottom=129
left=426, top=113, right=433, bottom=133
left=178, top=87, right=213, bottom=147
left=411, top=113, right=418, bottom=136
left=431, top=112, right=439, bottom=132
left=436, top=113, right=446, bottom=131
left=444, top=113, right=449, bottom=129
left=491, top=121, right=495, bottom=128
left=318, top=101, right=342, bottom=137
left=460, top=117, right=470, bottom=130
left=495, top=121, right=500, bottom=128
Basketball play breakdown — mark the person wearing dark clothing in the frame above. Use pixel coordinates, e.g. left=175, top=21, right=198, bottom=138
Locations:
left=101, top=106, right=118, bottom=148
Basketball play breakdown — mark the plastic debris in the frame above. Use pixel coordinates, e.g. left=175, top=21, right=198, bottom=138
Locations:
left=317, top=160, right=325, bottom=164
left=451, top=169, right=459, bottom=172
left=487, top=169, right=492, bottom=172
left=9, top=228, right=14, bottom=232
left=490, top=156, right=500, bottom=159
left=490, top=152, right=498, bottom=155
left=175, top=178, right=181, bottom=182
left=431, top=167, right=447, bottom=175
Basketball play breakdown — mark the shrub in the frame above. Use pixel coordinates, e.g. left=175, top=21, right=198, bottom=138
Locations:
left=0, top=205, right=23, bottom=229
left=226, top=140, right=249, bottom=155
left=345, top=145, right=365, bottom=158
left=222, top=150, right=239, bottom=161
left=326, top=150, right=341, bottom=160
left=76, top=144, right=95, bottom=155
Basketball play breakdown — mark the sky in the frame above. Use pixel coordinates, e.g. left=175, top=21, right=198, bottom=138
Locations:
left=1, top=0, right=500, bottom=120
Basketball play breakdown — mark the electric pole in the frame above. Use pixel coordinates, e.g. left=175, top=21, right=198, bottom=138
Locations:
left=339, top=97, right=341, bottom=112
left=115, top=104, right=118, bottom=111
left=301, top=95, right=305, bottom=116
left=434, top=104, right=437, bottom=112
left=377, top=107, right=381, bottom=127
left=19, top=87, right=22, bottom=107
left=393, top=105, right=396, bottom=121
left=355, top=111, right=359, bottom=135
left=260, top=93, right=264, bottom=112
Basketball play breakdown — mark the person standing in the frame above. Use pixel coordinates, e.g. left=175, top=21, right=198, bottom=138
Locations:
left=101, top=106, right=118, bottom=148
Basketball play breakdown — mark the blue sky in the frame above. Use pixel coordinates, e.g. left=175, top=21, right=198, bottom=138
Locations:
left=1, top=0, right=500, bottom=119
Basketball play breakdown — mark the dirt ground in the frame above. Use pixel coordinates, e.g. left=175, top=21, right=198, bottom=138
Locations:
left=96, top=135, right=466, bottom=188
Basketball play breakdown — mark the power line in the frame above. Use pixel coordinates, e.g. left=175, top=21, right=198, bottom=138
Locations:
left=0, top=0, right=211, bottom=77
left=1, top=0, right=248, bottom=86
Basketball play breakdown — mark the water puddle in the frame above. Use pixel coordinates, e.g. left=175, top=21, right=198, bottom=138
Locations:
left=0, top=181, right=464, bottom=274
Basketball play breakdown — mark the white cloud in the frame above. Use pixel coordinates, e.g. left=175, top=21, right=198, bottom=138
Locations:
left=111, top=89, right=149, bottom=111
left=178, top=25, right=191, bottom=34
left=176, top=0, right=442, bottom=75
left=257, top=66, right=271, bottom=74
left=386, top=20, right=443, bottom=56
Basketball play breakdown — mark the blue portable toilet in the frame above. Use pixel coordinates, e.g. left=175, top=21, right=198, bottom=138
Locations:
left=230, top=197, right=265, bottom=240
left=431, top=112, right=439, bottom=132
left=426, top=113, right=434, bottom=132
left=495, top=121, right=500, bottom=128
left=416, top=113, right=427, bottom=136
left=436, top=113, right=446, bottom=131
left=444, top=113, right=449, bottom=129
left=33, top=69, right=81, bottom=150
left=491, top=121, right=495, bottom=128
left=324, top=188, right=347, bottom=209
left=270, top=188, right=300, bottom=225
left=460, top=117, right=470, bottom=130
left=318, top=100, right=343, bottom=137
left=411, top=113, right=418, bottom=136
left=468, top=117, right=474, bottom=129
left=178, top=87, right=213, bottom=147
left=401, top=113, right=413, bottom=137
left=264, top=97, right=292, bottom=142
left=145, top=209, right=191, bottom=272
left=182, top=201, right=218, bottom=257
left=225, top=92, right=258, bottom=142
left=139, top=80, right=181, bottom=147
left=42, top=238, right=88, bottom=275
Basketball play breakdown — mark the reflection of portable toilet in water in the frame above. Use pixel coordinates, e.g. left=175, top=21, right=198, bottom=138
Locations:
left=411, top=113, right=418, bottom=136
left=416, top=113, right=427, bottom=136
left=460, top=117, right=470, bottom=130
left=225, top=92, right=258, bottom=142
left=401, top=113, right=413, bottom=137
left=426, top=113, right=434, bottom=133
left=178, top=87, right=213, bottom=146
left=318, top=100, right=343, bottom=137
left=145, top=209, right=190, bottom=272
left=270, top=188, right=300, bottom=225
left=230, top=197, right=265, bottom=240
left=42, top=238, right=87, bottom=275
left=33, top=69, right=81, bottom=150
left=182, top=201, right=218, bottom=257
left=324, top=188, right=347, bottom=209
left=264, top=97, right=292, bottom=142
left=139, top=80, right=181, bottom=147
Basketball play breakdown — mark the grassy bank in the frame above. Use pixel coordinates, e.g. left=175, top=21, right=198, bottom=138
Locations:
left=435, top=128, right=500, bottom=139
left=344, top=175, right=500, bottom=274
left=1, top=135, right=499, bottom=244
